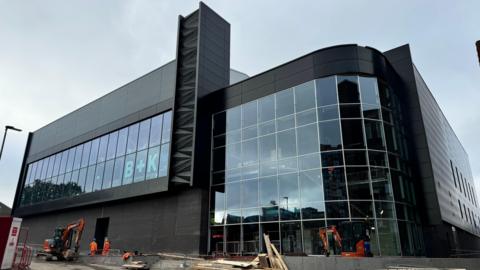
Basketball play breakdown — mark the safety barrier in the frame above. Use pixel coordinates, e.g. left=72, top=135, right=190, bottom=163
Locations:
left=12, top=245, right=33, bottom=270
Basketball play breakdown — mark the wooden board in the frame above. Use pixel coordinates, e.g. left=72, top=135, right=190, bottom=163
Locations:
left=263, top=233, right=276, bottom=268
left=270, top=244, right=288, bottom=270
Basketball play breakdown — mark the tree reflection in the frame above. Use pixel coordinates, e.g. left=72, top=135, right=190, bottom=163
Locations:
left=20, top=179, right=83, bottom=206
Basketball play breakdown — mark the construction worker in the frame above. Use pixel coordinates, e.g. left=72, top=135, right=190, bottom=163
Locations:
left=89, top=238, right=98, bottom=256
left=122, top=250, right=133, bottom=262
left=102, top=237, right=110, bottom=256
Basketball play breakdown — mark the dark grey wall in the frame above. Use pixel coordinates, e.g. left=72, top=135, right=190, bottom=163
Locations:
left=20, top=188, right=208, bottom=255
left=27, top=61, right=177, bottom=164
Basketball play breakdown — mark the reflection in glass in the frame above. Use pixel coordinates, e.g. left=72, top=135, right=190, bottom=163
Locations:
left=319, top=120, right=342, bottom=151
left=316, top=76, right=337, bottom=106
left=296, top=124, right=319, bottom=155
left=123, top=153, right=136, bottom=185
left=318, top=105, right=339, bottom=121
left=137, top=119, right=151, bottom=151
left=134, top=149, right=148, bottom=182
left=127, top=124, right=139, bottom=154
left=258, top=95, right=275, bottom=123
left=103, top=160, right=114, bottom=189
left=116, top=128, right=128, bottom=157
left=337, top=76, right=359, bottom=104
left=259, top=176, right=278, bottom=206
left=295, top=81, right=315, bottom=112
left=299, top=169, right=324, bottom=202
left=323, top=167, right=347, bottom=200
left=112, top=156, right=124, bottom=188
left=276, top=88, right=294, bottom=118
left=341, top=120, right=365, bottom=149
left=242, top=101, right=257, bottom=127
left=281, top=222, right=303, bottom=254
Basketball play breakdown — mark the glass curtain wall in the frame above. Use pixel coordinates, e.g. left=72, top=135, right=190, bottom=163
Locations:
left=210, top=75, right=422, bottom=256
left=20, top=111, right=172, bottom=206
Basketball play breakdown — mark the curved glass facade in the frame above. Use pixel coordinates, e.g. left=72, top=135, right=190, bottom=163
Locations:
left=210, top=75, right=423, bottom=256
left=20, top=111, right=172, bottom=206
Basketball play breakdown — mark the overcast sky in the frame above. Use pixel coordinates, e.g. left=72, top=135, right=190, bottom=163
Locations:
left=1, top=0, right=479, bottom=207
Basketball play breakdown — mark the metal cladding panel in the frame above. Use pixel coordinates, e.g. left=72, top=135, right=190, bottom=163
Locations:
left=17, top=188, right=206, bottom=255
left=413, top=65, right=480, bottom=237
left=27, top=61, right=176, bottom=162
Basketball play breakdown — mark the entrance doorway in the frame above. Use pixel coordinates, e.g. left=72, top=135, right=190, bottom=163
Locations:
left=94, top=217, right=109, bottom=252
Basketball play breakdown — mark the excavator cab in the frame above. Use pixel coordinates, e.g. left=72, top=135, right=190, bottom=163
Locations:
left=42, top=218, right=85, bottom=261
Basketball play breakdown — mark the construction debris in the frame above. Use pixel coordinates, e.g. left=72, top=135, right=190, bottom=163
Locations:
left=122, top=260, right=149, bottom=269
left=192, top=234, right=288, bottom=270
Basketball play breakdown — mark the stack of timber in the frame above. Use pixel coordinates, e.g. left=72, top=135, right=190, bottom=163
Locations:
left=192, top=234, right=288, bottom=270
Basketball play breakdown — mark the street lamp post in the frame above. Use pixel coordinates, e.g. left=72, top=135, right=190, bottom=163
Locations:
left=0, top=125, right=22, bottom=161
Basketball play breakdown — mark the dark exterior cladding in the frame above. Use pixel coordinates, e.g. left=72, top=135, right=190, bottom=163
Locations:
left=203, top=44, right=401, bottom=113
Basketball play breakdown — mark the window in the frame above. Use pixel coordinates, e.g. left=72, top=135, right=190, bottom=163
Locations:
left=123, top=153, right=136, bottom=185
left=226, top=107, right=241, bottom=132
left=258, top=95, right=275, bottom=123
left=277, top=130, right=296, bottom=159
left=259, top=176, right=278, bottom=206
left=89, top=139, right=100, bottom=166
left=341, top=120, right=365, bottom=149
left=112, top=156, right=125, bottom=188
left=137, top=119, right=151, bottom=151
left=278, top=173, right=300, bottom=206
left=322, top=167, right=347, bottom=200
left=149, top=115, right=163, bottom=147
left=259, top=135, right=276, bottom=162
left=299, top=170, right=323, bottom=202
left=316, top=76, right=337, bottom=106
left=81, top=142, right=91, bottom=168
left=146, top=146, right=160, bottom=180
left=161, top=111, right=172, bottom=144
left=127, top=124, right=139, bottom=154
left=103, top=160, right=114, bottom=189
left=276, top=88, right=294, bottom=117
left=318, top=105, right=339, bottom=121
left=73, top=145, right=83, bottom=171
left=296, top=124, right=319, bottom=155
left=359, top=77, right=380, bottom=105
left=242, top=101, right=257, bottom=127
left=337, top=76, right=359, bottom=103
left=106, top=131, right=118, bottom=160
left=159, top=143, right=169, bottom=177
left=295, top=81, right=315, bottom=112
left=116, top=128, right=128, bottom=157
left=319, top=120, right=342, bottom=151
left=97, top=135, right=109, bottom=163
left=93, top=162, right=105, bottom=191
left=242, top=180, right=258, bottom=208
left=134, top=149, right=148, bottom=182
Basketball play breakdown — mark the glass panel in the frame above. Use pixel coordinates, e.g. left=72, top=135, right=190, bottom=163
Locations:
left=242, top=165, right=258, bottom=180
left=46, top=156, right=54, bottom=178
left=81, top=142, right=91, bottom=168
left=53, top=153, right=62, bottom=176
left=97, top=135, right=109, bottom=163
left=78, top=167, right=87, bottom=193
left=126, top=123, right=139, bottom=154
left=226, top=225, right=241, bottom=254
left=337, top=76, right=360, bottom=104
left=137, top=119, right=151, bottom=151
left=318, top=105, right=339, bottom=121
left=276, top=88, right=294, bottom=117
left=116, top=127, right=128, bottom=157
left=65, top=148, right=75, bottom=173
left=84, top=165, right=95, bottom=193
left=350, top=201, right=373, bottom=218
left=278, top=173, right=300, bottom=207
left=316, top=76, right=337, bottom=106
left=146, top=146, right=160, bottom=180
left=210, top=226, right=224, bottom=253
left=106, top=131, right=118, bottom=160
left=226, top=182, right=241, bottom=209
left=159, top=143, right=170, bottom=177
left=277, top=158, right=297, bottom=175
left=59, top=151, right=68, bottom=174
left=243, top=224, right=260, bottom=254
left=323, top=167, right=347, bottom=200
left=346, top=167, right=372, bottom=200
left=321, top=151, right=343, bottom=167
left=93, top=162, right=105, bottom=191
left=369, top=151, right=387, bottom=167
left=281, top=222, right=303, bottom=254
left=73, top=145, right=83, bottom=171
left=242, top=179, right=258, bottom=208
left=364, top=120, right=385, bottom=150
left=303, top=220, right=327, bottom=255
left=213, top=135, right=226, bottom=148
left=296, top=124, right=319, bottom=155
left=299, top=169, right=324, bottom=202
left=149, top=114, right=163, bottom=147
left=134, top=149, right=148, bottom=182
left=226, top=143, right=242, bottom=169
left=227, top=107, right=241, bottom=132
left=259, top=176, right=278, bottom=206
left=301, top=201, right=325, bottom=219
left=258, top=95, right=275, bottom=123
left=326, top=201, right=349, bottom=218
left=362, top=104, right=380, bottom=119
left=340, top=104, right=361, bottom=118
left=318, top=120, right=342, bottom=151
left=259, top=134, right=276, bottom=162
left=344, top=150, right=367, bottom=165
left=377, top=220, right=401, bottom=256
left=359, top=77, right=380, bottom=105
left=296, top=109, right=316, bottom=126
left=123, top=153, right=136, bottom=185
left=276, top=114, right=295, bottom=131
left=242, top=101, right=258, bottom=127
left=261, top=223, right=280, bottom=251
left=102, top=159, right=114, bottom=189
left=295, top=81, right=315, bottom=112
left=242, top=126, right=257, bottom=140
left=258, top=121, right=275, bottom=136
left=260, top=206, right=279, bottom=222
left=226, top=130, right=241, bottom=145
left=40, top=158, right=48, bottom=180
left=277, top=130, right=296, bottom=159
left=226, top=169, right=242, bottom=183
left=89, top=139, right=100, bottom=166
left=112, top=156, right=125, bottom=188
left=213, top=147, right=226, bottom=172
left=298, top=153, right=320, bottom=171
left=376, top=201, right=395, bottom=219
left=341, top=119, right=365, bottom=149
left=161, top=111, right=172, bottom=144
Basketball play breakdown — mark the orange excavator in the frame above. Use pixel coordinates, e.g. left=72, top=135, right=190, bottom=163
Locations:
left=319, top=221, right=373, bottom=257
left=42, top=218, right=85, bottom=261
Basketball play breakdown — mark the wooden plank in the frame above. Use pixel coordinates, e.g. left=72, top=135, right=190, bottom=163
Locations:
left=270, top=244, right=288, bottom=270
left=214, top=259, right=251, bottom=268
left=263, top=234, right=279, bottom=269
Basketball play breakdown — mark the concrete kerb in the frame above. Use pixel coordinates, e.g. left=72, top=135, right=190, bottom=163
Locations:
left=78, top=255, right=161, bottom=266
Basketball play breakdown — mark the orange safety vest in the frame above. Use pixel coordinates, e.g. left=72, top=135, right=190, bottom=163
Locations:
left=122, top=252, right=132, bottom=261
left=89, top=241, right=98, bottom=255
left=102, top=241, right=110, bottom=255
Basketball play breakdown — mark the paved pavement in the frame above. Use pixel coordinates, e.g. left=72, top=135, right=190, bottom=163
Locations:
left=30, top=260, right=122, bottom=270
